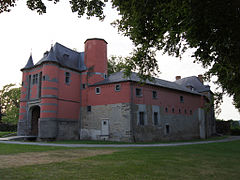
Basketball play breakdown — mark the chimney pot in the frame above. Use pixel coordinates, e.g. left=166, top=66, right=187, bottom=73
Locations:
left=176, top=76, right=181, bottom=80
left=198, top=74, right=203, bottom=84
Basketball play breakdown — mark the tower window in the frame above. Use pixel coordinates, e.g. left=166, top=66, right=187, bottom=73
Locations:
left=82, top=83, right=86, bottom=89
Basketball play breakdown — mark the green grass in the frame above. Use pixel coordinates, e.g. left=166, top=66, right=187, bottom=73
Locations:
left=0, top=143, right=72, bottom=155
left=0, top=131, right=16, bottom=138
left=45, top=135, right=228, bottom=144
left=0, top=140, right=240, bottom=179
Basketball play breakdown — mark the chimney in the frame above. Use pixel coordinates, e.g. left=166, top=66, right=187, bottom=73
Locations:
left=175, top=76, right=181, bottom=81
left=198, top=74, right=203, bottom=84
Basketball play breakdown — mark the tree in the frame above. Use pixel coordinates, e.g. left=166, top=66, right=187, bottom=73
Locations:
left=1, top=0, right=240, bottom=111
left=107, top=55, right=126, bottom=75
left=0, top=84, right=20, bottom=125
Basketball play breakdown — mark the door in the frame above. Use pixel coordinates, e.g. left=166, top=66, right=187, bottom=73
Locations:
left=31, top=106, right=40, bottom=136
left=101, top=119, right=109, bottom=136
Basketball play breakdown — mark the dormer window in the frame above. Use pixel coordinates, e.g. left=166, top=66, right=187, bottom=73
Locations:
left=63, top=54, right=69, bottom=59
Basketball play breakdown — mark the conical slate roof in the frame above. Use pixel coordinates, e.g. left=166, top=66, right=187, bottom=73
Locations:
left=35, top=46, right=58, bottom=65
left=34, top=42, right=86, bottom=71
left=22, top=54, right=34, bottom=70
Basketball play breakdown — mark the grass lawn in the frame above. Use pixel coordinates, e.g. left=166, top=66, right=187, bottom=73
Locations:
left=0, top=131, right=16, bottom=138
left=45, top=135, right=228, bottom=144
left=0, top=140, right=240, bottom=180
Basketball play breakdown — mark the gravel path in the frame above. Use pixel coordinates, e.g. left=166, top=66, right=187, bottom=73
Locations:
left=0, top=136, right=239, bottom=148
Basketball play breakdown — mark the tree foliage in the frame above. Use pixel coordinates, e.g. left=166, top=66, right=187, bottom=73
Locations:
left=107, top=55, right=126, bottom=75
left=0, top=84, right=20, bottom=125
left=1, top=0, right=240, bottom=111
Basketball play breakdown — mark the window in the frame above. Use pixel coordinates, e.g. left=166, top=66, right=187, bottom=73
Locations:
left=154, top=112, right=158, bottom=125
left=184, top=109, right=187, bottom=114
left=172, top=108, right=175, bottom=113
left=180, top=96, right=184, bottom=103
left=139, top=112, right=145, bottom=125
left=82, top=84, right=86, bottom=89
left=35, top=74, right=38, bottom=84
left=166, top=124, right=170, bottom=134
left=32, top=74, right=35, bottom=84
left=87, top=106, right=91, bottom=112
left=115, top=84, right=121, bottom=91
left=32, top=74, right=38, bottom=84
left=42, top=75, right=46, bottom=81
left=190, top=110, right=192, bottom=115
left=65, top=72, right=70, bottom=84
left=95, top=87, right=101, bottom=94
left=104, top=74, right=107, bottom=79
left=152, top=91, right=157, bottom=99
left=179, top=108, right=181, bottom=114
left=165, top=107, right=168, bottom=112
left=136, top=88, right=142, bottom=96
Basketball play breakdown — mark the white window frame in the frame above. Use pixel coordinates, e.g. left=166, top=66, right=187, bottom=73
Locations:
left=95, top=87, right=101, bottom=94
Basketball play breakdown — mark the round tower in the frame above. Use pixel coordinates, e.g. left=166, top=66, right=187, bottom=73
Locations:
left=84, top=38, right=108, bottom=85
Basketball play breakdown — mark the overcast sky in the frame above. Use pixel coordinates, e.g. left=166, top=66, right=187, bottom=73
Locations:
left=0, top=1, right=239, bottom=120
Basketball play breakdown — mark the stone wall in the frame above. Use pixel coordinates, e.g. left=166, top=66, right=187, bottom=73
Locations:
left=132, top=104, right=200, bottom=142
left=80, top=103, right=132, bottom=142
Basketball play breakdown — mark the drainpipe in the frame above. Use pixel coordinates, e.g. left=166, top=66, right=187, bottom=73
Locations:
left=130, top=81, right=136, bottom=142
left=78, top=72, right=82, bottom=140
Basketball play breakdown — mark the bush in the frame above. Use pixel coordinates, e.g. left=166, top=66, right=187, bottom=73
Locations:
left=0, top=123, right=17, bottom=132
left=231, top=128, right=240, bottom=136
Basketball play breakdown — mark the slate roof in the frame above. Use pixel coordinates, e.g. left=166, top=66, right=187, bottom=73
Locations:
left=23, top=42, right=86, bottom=71
left=23, top=54, right=34, bottom=69
left=93, top=71, right=202, bottom=95
left=174, top=76, right=211, bottom=93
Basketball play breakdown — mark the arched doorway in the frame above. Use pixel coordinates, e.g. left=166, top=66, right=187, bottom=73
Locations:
left=30, top=106, right=40, bottom=136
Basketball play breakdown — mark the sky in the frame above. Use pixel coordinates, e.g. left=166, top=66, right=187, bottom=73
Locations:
left=0, top=1, right=239, bottom=120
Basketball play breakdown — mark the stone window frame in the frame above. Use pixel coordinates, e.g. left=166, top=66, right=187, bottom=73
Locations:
left=95, top=87, right=101, bottom=94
